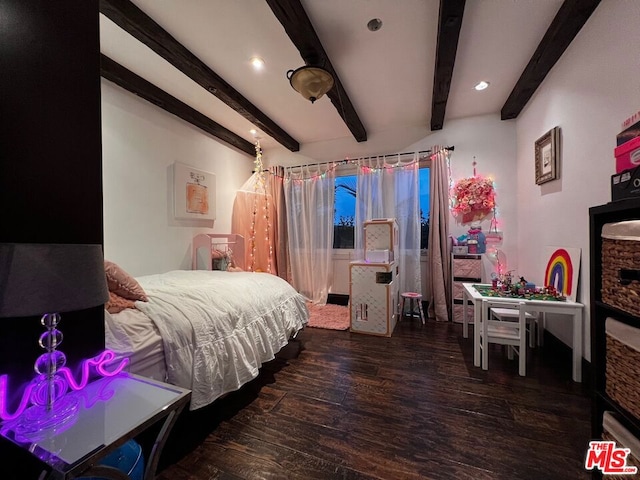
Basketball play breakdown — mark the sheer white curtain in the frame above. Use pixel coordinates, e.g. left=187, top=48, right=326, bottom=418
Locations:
left=284, top=165, right=335, bottom=305
left=355, top=154, right=421, bottom=295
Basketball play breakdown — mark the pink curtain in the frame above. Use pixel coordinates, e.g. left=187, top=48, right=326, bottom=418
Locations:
left=427, top=147, right=452, bottom=322
left=268, top=166, right=289, bottom=282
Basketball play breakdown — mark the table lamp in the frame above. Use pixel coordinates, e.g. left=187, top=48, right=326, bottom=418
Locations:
left=0, top=243, right=109, bottom=434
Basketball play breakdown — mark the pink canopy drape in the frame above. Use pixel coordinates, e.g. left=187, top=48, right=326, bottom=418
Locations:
left=231, top=173, right=276, bottom=274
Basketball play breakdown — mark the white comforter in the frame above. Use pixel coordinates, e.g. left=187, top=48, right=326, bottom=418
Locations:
left=134, top=270, right=308, bottom=410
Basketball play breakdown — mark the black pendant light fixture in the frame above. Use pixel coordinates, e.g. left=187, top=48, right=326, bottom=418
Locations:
left=286, top=65, right=334, bottom=104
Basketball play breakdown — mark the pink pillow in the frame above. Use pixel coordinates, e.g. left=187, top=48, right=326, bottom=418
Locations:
left=104, top=260, right=148, bottom=302
left=106, top=291, right=136, bottom=314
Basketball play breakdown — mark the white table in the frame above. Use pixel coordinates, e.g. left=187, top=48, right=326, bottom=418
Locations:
left=461, top=283, right=585, bottom=382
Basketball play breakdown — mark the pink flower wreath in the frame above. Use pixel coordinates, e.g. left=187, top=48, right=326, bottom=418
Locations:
left=451, top=175, right=496, bottom=224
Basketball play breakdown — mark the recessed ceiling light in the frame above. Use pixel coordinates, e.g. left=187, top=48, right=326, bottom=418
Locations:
left=474, top=81, right=490, bottom=91
left=250, top=56, right=265, bottom=71
left=250, top=129, right=258, bottom=136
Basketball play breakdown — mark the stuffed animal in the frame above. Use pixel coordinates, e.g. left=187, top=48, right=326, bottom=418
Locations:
left=467, top=224, right=486, bottom=254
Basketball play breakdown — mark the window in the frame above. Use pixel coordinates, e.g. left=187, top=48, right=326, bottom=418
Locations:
left=334, top=175, right=356, bottom=248
left=333, top=167, right=430, bottom=249
left=419, top=167, right=430, bottom=249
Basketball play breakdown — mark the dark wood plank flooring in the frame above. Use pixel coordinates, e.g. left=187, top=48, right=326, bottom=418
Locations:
left=155, top=319, right=592, bottom=480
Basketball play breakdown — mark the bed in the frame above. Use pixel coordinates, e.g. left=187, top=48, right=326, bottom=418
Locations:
left=104, top=266, right=308, bottom=411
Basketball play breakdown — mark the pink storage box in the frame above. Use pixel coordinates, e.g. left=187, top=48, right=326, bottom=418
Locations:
left=618, top=111, right=640, bottom=145
left=615, top=136, right=640, bottom=173
left=452, top=258, right=482, bottom=279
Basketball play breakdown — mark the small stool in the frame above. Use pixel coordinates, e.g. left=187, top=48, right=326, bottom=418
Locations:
left=400, top=292, right=425, bottom=324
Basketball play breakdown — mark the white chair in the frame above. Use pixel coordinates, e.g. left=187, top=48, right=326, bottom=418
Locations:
left=489, top=306, right=540, bottom=348
left=480, top=299, right=528, bottom=376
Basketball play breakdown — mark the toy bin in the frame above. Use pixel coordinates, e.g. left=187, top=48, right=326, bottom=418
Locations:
left=366, top=249, right=391, bottom=263
left=452, top=256, right=482, bottom=280
left=605, top=317, right=640, bottom=420
left=601, top=221, right=640, bottom=317
left=78, top=439, right=144, bottom=480
left=364, top=218, right=399, bottom=263
left=601, top=411, right=640, bottom=476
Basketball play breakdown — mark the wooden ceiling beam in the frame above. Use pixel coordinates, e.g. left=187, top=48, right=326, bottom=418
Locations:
left=101, top=54, right=256, bottom=156
left=100, top=0, right=300, bottom=152
left=265, top=0, right=367, bottom=143
left=431, top=0, right=466, bottom=131
left=501, top=0, right=601, bottom=120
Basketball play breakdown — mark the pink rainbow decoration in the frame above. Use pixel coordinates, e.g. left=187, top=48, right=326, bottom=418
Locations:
left=544, top=248, right=573, bottom=295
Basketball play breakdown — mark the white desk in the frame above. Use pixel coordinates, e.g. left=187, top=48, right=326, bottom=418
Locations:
left=461, top=283, right=585, bottom=382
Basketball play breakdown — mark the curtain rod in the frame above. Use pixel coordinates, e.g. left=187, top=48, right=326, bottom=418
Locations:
left=283, top=145, right=455, bottom=171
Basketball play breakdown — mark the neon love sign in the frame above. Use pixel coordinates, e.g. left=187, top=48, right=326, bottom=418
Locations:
left=0, top=350, right=129, bottom=421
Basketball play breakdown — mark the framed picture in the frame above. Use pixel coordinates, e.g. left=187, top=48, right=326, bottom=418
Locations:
left=534, top=126, right=560, bottom=185
left=173, top=162, right=216, bottom=220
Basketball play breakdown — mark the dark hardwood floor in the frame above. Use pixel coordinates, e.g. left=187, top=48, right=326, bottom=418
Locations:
left=155, top=319, right=592, bottom=480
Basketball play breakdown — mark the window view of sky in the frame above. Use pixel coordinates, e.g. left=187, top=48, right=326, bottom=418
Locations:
left=419, top=167, right=430, bottom=223
left=334, top=169, right=431, bottom=225
left=334, top=176, right=356, bottom=225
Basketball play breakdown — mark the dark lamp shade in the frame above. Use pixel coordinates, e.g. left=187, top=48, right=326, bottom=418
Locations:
left=0, top=243, right=109, bottom=318
left=288, top=66, right=334, bottom=103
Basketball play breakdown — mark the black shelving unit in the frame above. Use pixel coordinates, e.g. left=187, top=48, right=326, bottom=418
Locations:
left=589, top=198, right=640, bottom=477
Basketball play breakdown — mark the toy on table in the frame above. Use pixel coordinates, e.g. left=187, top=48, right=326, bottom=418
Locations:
left=483, top=273, right=566, bottom=301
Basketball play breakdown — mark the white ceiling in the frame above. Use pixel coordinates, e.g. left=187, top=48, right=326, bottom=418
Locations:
left=99, top=0, right=565, bottom=157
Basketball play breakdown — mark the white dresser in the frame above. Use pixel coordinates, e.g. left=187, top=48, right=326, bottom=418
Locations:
left=349, top=260, right=399, bottom=336
left=450, top=253, right=484, bottom=322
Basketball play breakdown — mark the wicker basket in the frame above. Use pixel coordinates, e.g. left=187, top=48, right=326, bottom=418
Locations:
left=601, top=411, right=640, bottom=479
left=602, top=221, right=640, bottom=317
left=606, top=318, right=640, bottom=420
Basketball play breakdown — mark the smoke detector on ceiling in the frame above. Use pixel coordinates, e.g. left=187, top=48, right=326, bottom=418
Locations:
left=367, top=18, right=382, bottom=32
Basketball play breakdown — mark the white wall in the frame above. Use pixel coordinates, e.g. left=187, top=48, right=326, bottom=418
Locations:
left=100, top=1, right=640, bottom=363
left=266, top=114, right=518, bottom=298
left=405, top=114, right=519, bottom=273
left=271, top=1, right=640, bottom=363
left=101, top=80, right=253, bottom=276
left=515, top=0, right=640, bottom=361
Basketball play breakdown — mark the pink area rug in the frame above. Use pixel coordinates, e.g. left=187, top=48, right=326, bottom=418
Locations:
left=306, top=303, right=350, bottom=330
